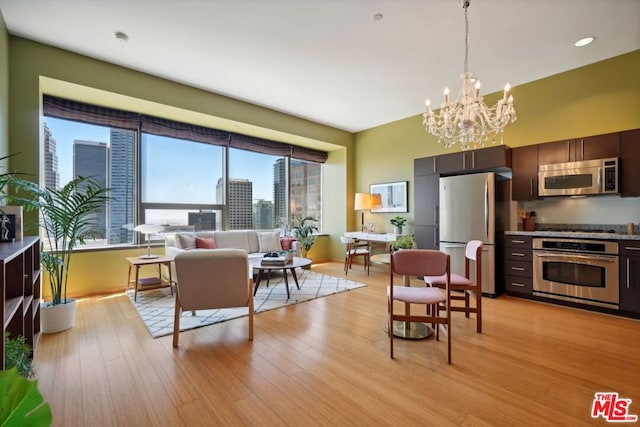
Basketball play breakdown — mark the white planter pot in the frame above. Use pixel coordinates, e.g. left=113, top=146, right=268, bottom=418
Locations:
left=394, top=226, right=403, bottom=235
left=41, top=299, right=77, bottom=333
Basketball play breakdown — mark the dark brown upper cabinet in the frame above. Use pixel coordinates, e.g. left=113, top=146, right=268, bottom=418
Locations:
left=537, top=133, right=620, bottom=165
left=511, top=145, right=539, bottom=201
left=621, top=129, right=640, bottom=197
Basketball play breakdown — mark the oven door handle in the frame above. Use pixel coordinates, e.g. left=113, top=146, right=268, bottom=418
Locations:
left=534, top=253, right=617, bottom=263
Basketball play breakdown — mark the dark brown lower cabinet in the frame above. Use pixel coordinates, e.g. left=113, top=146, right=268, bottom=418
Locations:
left=620, top=241, right=640, bottom=314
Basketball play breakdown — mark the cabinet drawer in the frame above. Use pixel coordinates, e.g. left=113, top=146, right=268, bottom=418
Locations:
left=505, top=275, right=532, bottom=294
left=505, top=247, right=532, bottom=261
left=620, top=242, right=640, bottom=256
left=506, top=260, right=533, bottom=278
left=505, top=235, right=532, bottom=248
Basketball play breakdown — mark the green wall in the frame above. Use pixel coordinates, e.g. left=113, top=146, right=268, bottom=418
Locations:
left=0, top=11, right=8, bottom=168
left=354, top=50, right=640, bottom=234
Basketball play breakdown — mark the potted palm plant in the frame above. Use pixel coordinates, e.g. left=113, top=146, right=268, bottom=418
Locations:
left=291, top=215, right=319, bottom=259
left=6, top=176, right=110, bottom=333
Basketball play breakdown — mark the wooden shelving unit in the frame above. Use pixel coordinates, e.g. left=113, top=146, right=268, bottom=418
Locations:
left=1, top=236, right=41, bottom=370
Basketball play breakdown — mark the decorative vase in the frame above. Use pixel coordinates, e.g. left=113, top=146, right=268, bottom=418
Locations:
left=394, top=226, right=403, bottom=235
left=41, top=299, right=77, bottom=333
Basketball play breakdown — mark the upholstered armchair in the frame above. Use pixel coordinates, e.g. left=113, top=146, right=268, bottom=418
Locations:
left=172, top=249, right=254, bottom=347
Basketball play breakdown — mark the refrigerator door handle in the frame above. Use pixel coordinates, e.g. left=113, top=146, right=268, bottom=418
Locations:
left=484, top=179, right=489, bottom=240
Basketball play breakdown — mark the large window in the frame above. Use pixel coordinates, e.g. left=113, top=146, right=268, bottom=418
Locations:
left=42, top=97, right=325, bottom=247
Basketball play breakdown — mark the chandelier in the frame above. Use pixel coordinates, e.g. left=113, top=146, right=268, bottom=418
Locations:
left=422, top=0, right=516, bottom=150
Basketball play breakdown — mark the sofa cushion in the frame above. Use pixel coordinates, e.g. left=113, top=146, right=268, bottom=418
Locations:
left=195, top=236, right=217, bottom=249
left=213, top=231, right=253, bottom=252
left=257, top=231, right=281, bottom=253
left=175, top=233, right=197, bottom=249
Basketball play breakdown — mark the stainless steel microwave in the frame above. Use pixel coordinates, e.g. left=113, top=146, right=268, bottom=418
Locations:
left=538, top=158, right=619, bottom=196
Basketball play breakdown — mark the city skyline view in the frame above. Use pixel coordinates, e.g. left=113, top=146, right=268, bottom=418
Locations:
left=43, top=116, right=322, bottom=243
left=45, top=117, right=279, bottom=202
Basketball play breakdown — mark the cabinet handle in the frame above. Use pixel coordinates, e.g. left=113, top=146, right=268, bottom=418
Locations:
left=566, top=141, right=570, bottom=161
left=511, top=267, right=525, bottom=271
left=627, top=258, right=631, bottom=289
left=510, top=282, right=526, bottom=287
left=624, top=247, right=640, bottom=251
left=472, top=152, right=476, bottom=169
left=434, top=206, right=439, bottom=226
left=580, top=139, right=584, bottom=160
left=511, top=239, right=525, bottom=244
left=530, top=178, right=533, bottom=197
left=511, top=252, right=525, bottom=257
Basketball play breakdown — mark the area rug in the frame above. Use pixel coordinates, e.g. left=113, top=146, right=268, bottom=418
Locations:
left=127, top=269, right=366, bottom=338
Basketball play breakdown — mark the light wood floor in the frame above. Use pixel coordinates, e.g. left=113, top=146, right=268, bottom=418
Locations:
left=33, top=261, right=640, bottom=426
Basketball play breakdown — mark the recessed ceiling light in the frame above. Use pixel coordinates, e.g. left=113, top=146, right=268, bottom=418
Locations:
left=115, top=31, right=129, bottom=43
left=574, top=36, right=595, bottom=47
left=373, top=13, right=383, bottom=21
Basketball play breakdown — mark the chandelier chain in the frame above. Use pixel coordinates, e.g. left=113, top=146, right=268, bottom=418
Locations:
left=463, top=0, right=469, bottom=73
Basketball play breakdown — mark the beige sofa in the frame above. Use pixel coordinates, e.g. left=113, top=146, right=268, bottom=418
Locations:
left=165, top=230, right=287, bottom=278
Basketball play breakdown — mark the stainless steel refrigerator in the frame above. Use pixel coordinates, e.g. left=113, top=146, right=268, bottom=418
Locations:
left=439, top=172, right=509, bottom=296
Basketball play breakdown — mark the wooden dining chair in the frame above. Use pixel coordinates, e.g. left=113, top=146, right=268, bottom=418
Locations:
left=424, top=240, right=483, bottom=333
left=388, top=249, right=451, bottom=363
left=340, top=236, right=370, bottom=275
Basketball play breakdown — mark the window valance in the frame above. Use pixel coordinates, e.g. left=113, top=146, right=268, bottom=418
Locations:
left=43, top=95, right=328, bottom=163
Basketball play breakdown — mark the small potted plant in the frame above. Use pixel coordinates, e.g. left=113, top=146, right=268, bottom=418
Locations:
left=392, top=235, right=417, bottom=251
left=390, top=216, right=407, bottom=235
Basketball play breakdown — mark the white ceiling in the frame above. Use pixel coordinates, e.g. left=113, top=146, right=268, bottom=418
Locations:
left=1, top=0, right=639, bottom=133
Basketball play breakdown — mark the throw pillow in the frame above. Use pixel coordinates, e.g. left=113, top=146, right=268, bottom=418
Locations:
left=195, top=237, right=217, bottom=249
left=257, top=231, right=281, bottom=253
left=175, top=233, right=196, bottom=249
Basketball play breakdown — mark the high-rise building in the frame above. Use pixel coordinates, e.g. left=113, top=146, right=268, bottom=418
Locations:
left=109, top=129, right=135, bottom=244
left=290, top=160, right=322, bottom=223
left=73, top=140, right=108, bottom=238
left=188, top=211, right=216, bottom=231
left=273, top=158, right=287, bottom=225
left=253, top=199, right=274, bottom=229
left=217, top=178, right=253, bottom=229
left=43, top=123, right=60, bottom=189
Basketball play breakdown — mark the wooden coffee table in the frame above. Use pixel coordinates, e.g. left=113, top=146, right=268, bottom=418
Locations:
left=249, top=256, right=312, bottom=299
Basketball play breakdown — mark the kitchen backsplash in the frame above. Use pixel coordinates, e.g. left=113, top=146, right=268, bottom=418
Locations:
left=519, top=195, right=640, bottom=228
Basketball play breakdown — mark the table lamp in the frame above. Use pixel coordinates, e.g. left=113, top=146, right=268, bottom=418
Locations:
left=134, top=224, right=164, bottom=259
left=354, top=193, right=372, bottom=232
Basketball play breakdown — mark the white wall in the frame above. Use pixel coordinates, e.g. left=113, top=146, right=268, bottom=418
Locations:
left=521, top=196, right=640, bottom=226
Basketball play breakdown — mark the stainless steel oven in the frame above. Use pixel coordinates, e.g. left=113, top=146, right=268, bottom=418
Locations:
left=533, top=238, right=619, bottom=309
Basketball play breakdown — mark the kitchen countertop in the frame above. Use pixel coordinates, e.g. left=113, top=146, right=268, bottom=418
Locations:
left=505, top=230, right=640, bottom=241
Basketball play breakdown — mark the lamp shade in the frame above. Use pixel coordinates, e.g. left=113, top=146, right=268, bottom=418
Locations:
left=354, top=193, right=372, bottom=210
left=133, top=224, right=164, bottom=234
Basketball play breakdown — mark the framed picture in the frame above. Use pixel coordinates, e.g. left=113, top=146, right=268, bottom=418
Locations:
left=370, top=181, right=408, bottom=213
left=0, top=206, right=22, bottom=241
left=0, top=214, right=16, bottom=242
